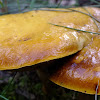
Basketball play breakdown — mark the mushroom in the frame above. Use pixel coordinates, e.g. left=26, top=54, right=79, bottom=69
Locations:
left=0, top=7, right=98, bottom=70
left=0, top=7, right=100, bottom=99
left=49, top=35, right=100, bottom=96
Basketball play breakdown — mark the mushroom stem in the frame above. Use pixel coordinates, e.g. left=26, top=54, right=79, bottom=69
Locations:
left=36, top=66, right=51, bottom=94
left=78, top=93, right=94, bottom=100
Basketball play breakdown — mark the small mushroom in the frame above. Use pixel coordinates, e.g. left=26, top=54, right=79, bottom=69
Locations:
left=50, top=35, right=100, bottom=95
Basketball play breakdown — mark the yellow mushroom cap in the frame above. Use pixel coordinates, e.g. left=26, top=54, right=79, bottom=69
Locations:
left=0, top=7, right=99, bottom=70
left=50, top=35, right=100, bottom=95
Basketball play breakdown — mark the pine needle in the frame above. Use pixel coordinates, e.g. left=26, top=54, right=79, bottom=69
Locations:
left=67, top=8, right=100, bottom=23
left=36, top=8, right=73, bottom=12
left=49, top=23, right=100, bottom=35
left=37, top=8, right=100, bottom=24
left=82, top=7, right=99, bottom=29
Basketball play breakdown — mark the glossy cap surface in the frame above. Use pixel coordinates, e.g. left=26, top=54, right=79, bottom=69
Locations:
left=0, top=7, right=99, bottom=70
left=50, top=35, right=100, bottom=94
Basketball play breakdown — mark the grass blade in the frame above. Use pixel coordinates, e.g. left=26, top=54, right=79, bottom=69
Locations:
left=30, top=0, right=36, bottom=9
left=56, top=0, right=63, bottom=8
left=91, top=0, right=100, bottom=5
left=0, top=95, right=9, bottom=100
left=1, top=72, right=17, bottom=95
left=16, top=0, right=20, bottom=12
left=75, top=0, right=80, bottom=6
left=0, top=1, right=4, bottom=7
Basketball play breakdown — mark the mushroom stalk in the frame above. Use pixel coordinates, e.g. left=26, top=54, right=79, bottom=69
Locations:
left=78, top=93, right=94, bottom=100
left=36, top=65, right=51, bottom=94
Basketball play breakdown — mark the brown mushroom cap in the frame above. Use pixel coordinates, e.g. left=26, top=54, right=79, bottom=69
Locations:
left=50, top=35, right=100, bottom=95
left=0, top=7, right=99, bottom=70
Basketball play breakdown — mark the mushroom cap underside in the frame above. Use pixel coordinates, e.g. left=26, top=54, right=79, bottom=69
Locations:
left=0, top=7, right=100, bottom=70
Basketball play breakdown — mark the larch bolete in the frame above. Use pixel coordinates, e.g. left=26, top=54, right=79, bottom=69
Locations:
left=0, top=7, right=99, bottom=70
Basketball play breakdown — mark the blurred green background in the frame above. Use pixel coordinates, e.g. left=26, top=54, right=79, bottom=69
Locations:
left=0, top=0, right=100, bottom=100
left=0, top=0, right=100, bottom=14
